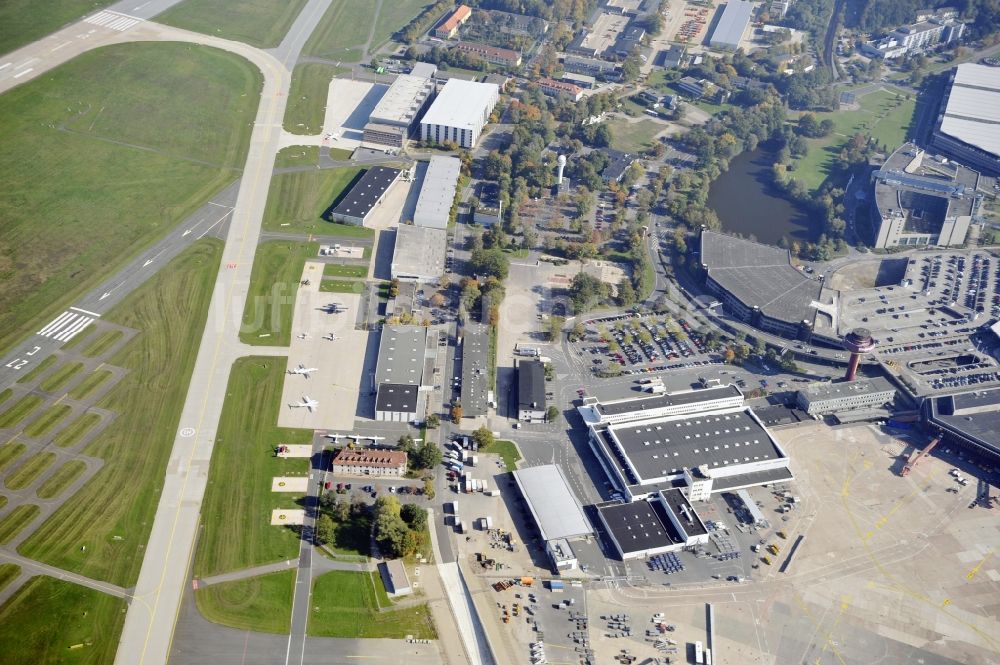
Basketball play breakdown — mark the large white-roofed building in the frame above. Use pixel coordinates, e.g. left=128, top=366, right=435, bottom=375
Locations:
left=363, top=73, right=437, bottom=147
left=419, top=79, right=498, bottom=148
left=932, top=63, right=1000, bottom=174
left=708, top=0, right=754, bottom=50
left=413, top=155, right=461, bottom=229
left=512, top=464, right=593, bottom=571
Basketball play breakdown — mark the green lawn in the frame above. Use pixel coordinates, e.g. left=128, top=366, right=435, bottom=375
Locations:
left=15, top=356, right=56, bottom=385
left=275, top=146, right=321, bottom=169
left=0, top=443, right=26, bottom=472
left=308, top=570, right=437, bottom=639
left=36, top=461, right=88, bottom=500
left=320, top=279, right=367, bottom=294
left=193, top=357, right=311, bottom=577
left=69, top=370, right=113, bottom=400
left=479, top=439, right=521, bottom=472
left=262, top=168, right=373, bottom=237
left=195, top=570, right=295, bottom=634
left=0, top=388, right=10, bottom=405
left=0, top=395, right=43, bottom=429
left=0, top=576, right=127, bottom=665
left=5, top=453, right=55, bottom=491
left=371, top=0, right=434, bottom=50
left=18, top=240, right=222, bottom=587
left=81, top=330, right=123, bottom=359
left=240, top=241, right=319, bottom=346
left=285, top=63, right=346, bottom=135
left=39, top=362, right=83, bottom=393
left=53, top=413, right=102, bottom=449
left=0, top=43, right=260, bottom=355
left=608, top=119, right=664, bottom=153
left=0, top=564, right=18, bottom=594
left=0, top=505, right=39, bottom=545
left=23, top=404, right=73, bottom=439
left=323, top=263, right=369, bottom=278
left=303, top=0, right=377, bottom=61
left=158, top=0, right=307, bottom=48
left=0, top=0, right=115, bottom=56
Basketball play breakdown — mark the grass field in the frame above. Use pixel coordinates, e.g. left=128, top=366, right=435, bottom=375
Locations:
left=36, top=461, right=88, bottom=500
left=608, top=119, right=664, bottom=153
left=275, top=146, right=321, bottom=169
left=0, top=0, right=115, bottom=56
left=0, top=43, right=260, bottom=355
left=60, top=325, right=94, bottom=351
left=6, top=453, right=56, bottom=491
left=0, top=576, right=127, bottom=665
left=39, top=362, right=83, bottom=393
left=15, top=356, right=56, bottom=385
left=0, top=505, right=39, bottom=545
left=285, top=63, right=345, bottom=135
left=323, top=263, right=369, bottom=278
left=0, top=395, right=43, bottom=429
left=308, top=570, right=436, bottom=639
left=371, top=0, right=434, bottom=50
left=18, top=240, right=222, bottom=587
left=262, top=168, right=373, bottom=237
left=158, top=0, right=307, bottom=48
left=320, top=279, right=367, bottom=294
left=53, top=413, right=102, bottom=449
left=193, top=357, right=311, bottom=577
left=69, top=370, right=113, bottom=400
left=303, top=0, right=376, bottom=61
left=82, top=330, right=124, bottom=359
left=479, top=439, right=521, bottom=471
left=0, top=443, right=26, bottom=472
left=22, top=404, right=73, bottom=439
left=0, top=388, right=10, bottom=405
left=0, top=564, right=18, bottom=593
left=0, top=496, right=6, bottom=511
left=240, top=241, right=319, bottom=346
left=195, top=570, right=295, bottom=634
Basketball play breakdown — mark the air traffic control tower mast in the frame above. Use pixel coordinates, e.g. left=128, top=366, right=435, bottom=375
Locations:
left=842, top=328, right=876, bottom=381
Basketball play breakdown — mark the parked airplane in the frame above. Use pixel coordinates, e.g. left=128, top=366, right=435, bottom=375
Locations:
left=289, top=396, right=319, bottom=412
left=325, top=433, right=347, bottom=443
left=348, top=434, right=386, bottom=443
left=288, top=364, right=318, bottom=378
left=297, top=333, right=309, bottom=340
left=323, top=333, right=340, bottom=341
left=319, top=303, right=349, bottom=314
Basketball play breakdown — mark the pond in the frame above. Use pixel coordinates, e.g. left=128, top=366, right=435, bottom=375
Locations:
left=707, top=147, right=817, bottom=246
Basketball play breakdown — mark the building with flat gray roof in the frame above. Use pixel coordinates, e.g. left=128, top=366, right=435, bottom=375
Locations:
left=700, top=230, right=826, bottom=339
left=709, top=0, right=754, bottom=50
left=460, top=324, right=490, bottom=418
left=329, top=167, right=401, bottom=226
left=390, top=225, right=447, bottom=283
left=420, top=79, right=498, bottom=148
left=597, top=488, right=710, bottom=559
left=413, top=155, right=461, bottom=229
left=932, top=63, right=1000, bottom=174
left=379, top=559, right=412, bottom=596
left=517, top=359, right=547, bottom=422
left=512, top=464, right=593, bottom=542
left=363, top=74, right=436, bottom=147
left=374, top=325, right=429, bottom=422
left=925, top=388, right=1000, bottom=464
left=796, top=378, right=896, bottom=417
left=579, top=384, right=744, bottom=426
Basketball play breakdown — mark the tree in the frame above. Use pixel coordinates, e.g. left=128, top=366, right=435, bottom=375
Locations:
left=616, top=278, right=636, bottom=307
left=425, top=413, right=440, bottom=428
left=315, top=515, right=335, bottom=546
left=401, top=504, right=428, bottom=532
left=569, top=272, right=609, bottom=312
left=723, top=346, right=737, bottom=364
left=472, top=426, right=494, bottom=450
left=389, top=278, right=400, bottom=298
left=546, top=405, right=560, bottom=422
left=414, top=440, right=442, bottom=469
left=430, top=292, right=445, bottom=307
left=451, top=403, right=463, bottom=423
left=423, top=477, right=435, bottom=500
left=547, top=315, right=565, bottom=341
left=469, top=248, right=509, bottom=280
left=398, top=434, right=416, bottom=454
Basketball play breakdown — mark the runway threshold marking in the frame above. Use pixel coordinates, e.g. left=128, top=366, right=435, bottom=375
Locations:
left=70, top=306, right=101, bottom=318
left=13, top=68, right=33, bottom=79
left=37, top=311, right=95, bottom=341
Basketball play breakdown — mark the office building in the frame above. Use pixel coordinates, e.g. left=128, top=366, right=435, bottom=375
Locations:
left=435, top=4, right=472, bottom=39
left=332, top=448, right=407, bottom=477
left=796, top=378, right=897, bottom=417
left=363, top=73, right=437, bottom=147
left=537, top=77, right=584, bottom=101
left=420, top=79, right=499, bottom=148
left=453, top=41, right=522, bottom=68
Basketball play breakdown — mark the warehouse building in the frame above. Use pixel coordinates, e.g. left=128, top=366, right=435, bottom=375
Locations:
left=374, top=325, right=429, bottom=422
left=517, top=359, right=547, bottom=422
left=413, top=155, right=461, bottom=229
left=453, top=41, right=522, bottom=68
left=460, top=324, right=490, bottom=418
left=332, top=448, right=408, bottom=477
left=579, top=384, right=744, bottom=426
left=512, top=464, right=594, bottom=570
left=932, top=63, right=1000, bottom=174
left=390, top=225, right=447, bottom=283
left=329, top=167, right=401, bottom=226
left=597, top=488, right=710, bottom=560
left=420, top=79, right=498, bottom=148
left=363, top=74, right=437, bottom=147
left=434, top=4, right=472, bottom=39
left=708, top=0, right=754, bottom=50
left=796, top=378, right=897, bottom=418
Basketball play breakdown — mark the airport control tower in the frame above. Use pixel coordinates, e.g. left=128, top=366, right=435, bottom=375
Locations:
left=842, top=328, right=876, bottom=382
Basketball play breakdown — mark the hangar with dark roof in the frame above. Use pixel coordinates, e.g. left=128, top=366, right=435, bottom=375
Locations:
left=329, top=167, right=401, bottom=226
left=925, top=388, right=1000, bottom=465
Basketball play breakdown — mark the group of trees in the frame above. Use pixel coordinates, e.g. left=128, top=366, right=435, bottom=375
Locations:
left=397, top=0, right=451, bottom=44
left=373, top=495, right=428, bottom=559
left=569, top=272, right=610, bottom=312
left=398, top=434, right=443, bottom=471
left=413, top=45, right=488, bottom=72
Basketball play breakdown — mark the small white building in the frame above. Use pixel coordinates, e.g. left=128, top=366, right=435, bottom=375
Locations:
left=379, top=559, right=413, bottom=596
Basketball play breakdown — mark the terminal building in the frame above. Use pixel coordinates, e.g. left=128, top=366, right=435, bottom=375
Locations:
left=329, top=167, right=401, bottom=226
left=512, top=464, right=594, bottom=571
left=925, top=388, right=1000, bottom=465
left=420, top=79, right=498, bottom=149
left=413, top=155, right=461, bottom=229
left=579, top=386, right=793, bottom=501
left=870, top=143, right=982, bottom=248
left=373, top=325, right=430, bottom=422
left=796, top=377, right=897, bottom=419
left=708, top=0, right=754, bottom=50
left=579, top=384, right=744, bottom=426
left=363, top=73, right=437, bottom=147
left=460, top=324, right=490, bottom=418
left=931, top=63, right=1000, bottom=175
left=596, top=488, right=710, bottom=560
left=390, top=225, right=447, bottom=283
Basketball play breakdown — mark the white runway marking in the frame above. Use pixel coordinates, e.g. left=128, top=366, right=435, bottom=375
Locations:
left=14, top=58, right=38, bottom=69
left=51, top=41, right=72, bottom=52
left=70, top=306, right=101, bottom=318
left=84, top=10, right=143, bottom=31
left=38, top=311, right=95, bottom=341
left=13, top=69, right=33, bottom=79
left=0, top=63, right=11, bottom=71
